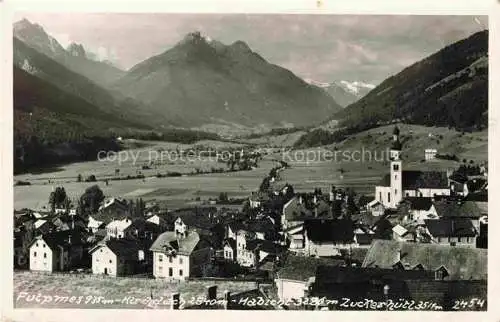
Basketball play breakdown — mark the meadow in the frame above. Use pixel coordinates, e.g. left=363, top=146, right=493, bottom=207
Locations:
left=14, top=124, right=488, bottom=210
left=14, top=271, right=257, bottom=309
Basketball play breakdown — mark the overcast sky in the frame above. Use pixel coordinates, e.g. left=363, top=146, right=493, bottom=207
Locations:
left=17, top=13, right=487, bottom=84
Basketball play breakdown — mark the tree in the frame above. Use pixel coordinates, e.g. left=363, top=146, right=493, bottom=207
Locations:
left=79, top=185, right=105, bottom=215
left=49, top=187, right=68, bottom=212
left=77, top=174, right=82, bottom=182
left=218, top=192, right=229, bottom=202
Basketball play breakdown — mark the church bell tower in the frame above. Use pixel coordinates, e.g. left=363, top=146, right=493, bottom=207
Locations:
left=390, top=126, right=402, bottom=208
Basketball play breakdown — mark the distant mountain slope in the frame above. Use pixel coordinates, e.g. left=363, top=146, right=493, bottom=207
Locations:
left=14, top=18, right=124, bottom=87
left=13, top=66, right=138, bottom=173
left=335, top=30, right=488, bottom=132
left=14, top=37, right=155, bottom=126
left=114, top=32, right=342, bottom=128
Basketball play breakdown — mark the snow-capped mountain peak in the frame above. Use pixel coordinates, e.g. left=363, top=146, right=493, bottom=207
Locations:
left=339, top=80, right=375, bottom=95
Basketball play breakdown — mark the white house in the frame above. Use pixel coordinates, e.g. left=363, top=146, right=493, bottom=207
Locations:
left=29, top=231, right=83, bottom=272
left=425, top=149, right=438, bottom=161
left=89, top=238, right=147, bottom=277
left=106, top=218, right=132, bottom=238
left=88, top=216, right=104, bottom=233
left=403, top=197, right=438, bottom=223
left=366, top=200, right=385, bottom=217
left=150, top=231, right=212, bottom=280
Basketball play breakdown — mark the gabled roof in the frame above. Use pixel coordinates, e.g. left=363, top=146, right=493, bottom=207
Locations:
left=424, top=218, right=476, bottom=238
left=314, top=265, right=433, bottom=284
left=403, top=171, right=449, bottom=190
left=174, top=210, right=216, bottom=230
left=276, top=254, right=345, bottom=281
left=434, top=200, right=483, bottom=219
left=150, top=231, right=209, bottom=255
left=392, top=224, right=409, bottom=237
left=466, top=178, right=487, bottom=193
left=223, top=238, right=236, bottom=249
left=379, top=171, right=449, bottom=190
left=30, top=229, right=84, bottom=250
left=304, top=219, right=354, bottom=244
left=362, top=240, right=487, bottom=280
left=90, top=238, right=143, bottom=260
left=404, top=197, right=433, bottom=211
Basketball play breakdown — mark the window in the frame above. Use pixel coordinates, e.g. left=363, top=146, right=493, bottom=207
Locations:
left=169, top=256, right=173, bottom=263
left=169, top=268, right=173, bottom=277
left=100, top=249, right=103, bottom=253
left=159, top=254, right=163, bottom=262
left=387, top=192, right=391, bottom=203
left=179, top=257, right=183, bottom=264
left=179, top=269, right=183, bottom=276
left=36, top=243, right=39, bottom=247
left=457, top=237, right=462, bottom=242
left=43, top=244, right=46, bottom=248
left=96, top=258, right=99, bottom=262
left=33, top=251, right=37, bottom=257
left=379, top=192, right=382, bottom=201
left=109, top=259, right=112, bottom=263
left=395, top=189, right=398, bottom=196
left=393, top=164, right=399, bottom=171
left=394, top=175, right=398, bottom=180
left=43, top=253, right=47, bottom=258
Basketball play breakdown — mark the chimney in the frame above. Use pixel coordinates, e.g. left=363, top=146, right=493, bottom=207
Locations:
left=206, top=285, right=217, bottom=301
left=223, top=290, right=231, bottom=310
left=298, top=196, right=303, bottom=205
left=313, top=195, right=317, bottom=205
left=68, top=234, right=72, bottom=245
left=171, top=293, right=180, bottom=310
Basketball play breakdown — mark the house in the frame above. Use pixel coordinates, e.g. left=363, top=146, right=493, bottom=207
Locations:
left=434, top=200, right=484, bottom=232
left=105, top=218, right=132, bottom=238
left=222, top=238, right=236, bottom=261
left=150, top=231, right=213, bottom=280
left=310, top=265, right=486, bottom=310
left=366, top=200, right=385, bottom=217
left=403, top=197, right=438, bottom=223
left=362, top=240, right=487, bottom=280
left=29, top=230, right=84, bottom=272
left=249, top=192, right=270, bottom=209
left=274, top=254, right=344, bottom=303
left=423, top=218, right=477, bottom=247
left=89, top=238, right=150, bottom=276
left=374, top=127, right=450, bottom=209
left=392, top=224, right=415, bottom=242
left=424, top=149, right=438, bottom=161
left=303, top=219, right=355, bottom=257
left=353, top=227, right=376, bottom=247
left=96, top=198, right=130, bottom=223
left=34, top=219, right=54, bottom=235
left=173, top=211, right=218, bottom=238
left=88, top=216, right=105, bottom=233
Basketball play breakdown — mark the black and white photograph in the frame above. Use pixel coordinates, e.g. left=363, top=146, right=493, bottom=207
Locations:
left=4, top=3, right=493, bottom=315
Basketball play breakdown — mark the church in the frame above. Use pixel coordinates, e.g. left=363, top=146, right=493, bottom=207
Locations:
left=374, top=126, right=451, bottom=209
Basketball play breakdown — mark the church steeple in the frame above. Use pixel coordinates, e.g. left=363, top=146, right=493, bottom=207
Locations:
left=390, top=126, right=402, bottom=160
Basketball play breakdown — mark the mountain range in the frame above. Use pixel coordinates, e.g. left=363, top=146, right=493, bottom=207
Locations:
left=112, top=31, right=342, bottom=128
left=12, top=18, right=489, bottom=170
left=334, top=30, right=488, bottom=132
left=304, top=79, right=375, bottom=107
left=14, top=18, right=124, bottom=87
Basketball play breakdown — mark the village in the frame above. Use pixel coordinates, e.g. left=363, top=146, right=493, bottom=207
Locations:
left=13, top=127, right=488, bottom=310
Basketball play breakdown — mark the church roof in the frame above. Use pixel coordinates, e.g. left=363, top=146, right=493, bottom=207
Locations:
left=391, top=139, right=402, bottom=151
left=378, top=171, right=449, bottom=190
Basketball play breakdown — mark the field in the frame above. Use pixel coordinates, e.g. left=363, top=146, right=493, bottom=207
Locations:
left=14, top=124, right=488, bottom=210
left=13, top=271, right=258, bottom=309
